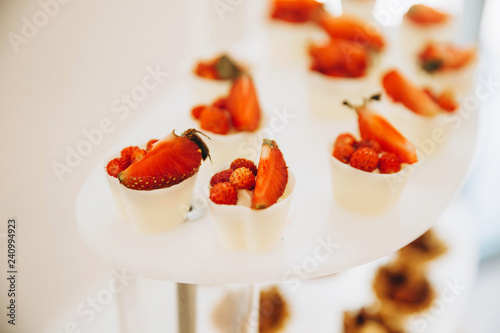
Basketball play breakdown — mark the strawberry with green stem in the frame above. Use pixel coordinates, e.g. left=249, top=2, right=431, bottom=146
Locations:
left=343, top=94, right=418, bottom=164
left=118, top=129, right=211, bottom=190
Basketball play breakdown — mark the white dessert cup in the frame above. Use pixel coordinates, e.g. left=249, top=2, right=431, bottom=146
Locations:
left=379, top=97, right=451, bottom=146
left=329, top=145, right=410, bottom=215
left=399, top=17, right=457, bottom=66
left=341, top=0, right=376, bottom=21
left=308, top=70, right=380, bottom=119
left=411, top=59, right=478, bottom=96
left=104, top=149, right=199, bottom=234
left=208, top=171, right=295, bottom=253
left=188, top=74, right=232, bottom=105
left=266, top=19, right=325, bottom=67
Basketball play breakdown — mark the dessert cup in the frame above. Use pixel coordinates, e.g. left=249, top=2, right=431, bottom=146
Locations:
left=328, top=144, right=410, bottom=215
left=105, top=150, right=198, bottom=234
left=208, top=171, right=295, bottom=253
left=308, top=69, right=380, bottom=119
left=188, top=74, right=231, bottom=105
left=399, top=17, right=457, bottom=67
left=379, top=97, right=452, bottom=147
left=341, top=0, right=376, bottom=21
left=412, top=59, right=478, bottom=95
left=266, top=20, right=325, bottom=67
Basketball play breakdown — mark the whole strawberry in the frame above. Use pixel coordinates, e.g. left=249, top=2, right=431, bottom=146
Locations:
left=210, top=182, right=238, bottom=205
left=230, top=167, right=256, bottom=190
left=357, top=139, right=382, bottom=153
left=379, top=152, right=402, bottom=174
left=200, top=106, right=231, bottom=135
left=230, top=158, right=258, bottom=176
left=350, top=147, right=379, bottom=172
left=333, top=144, right=355, bottom=164
left=106, top=157, right=130, bottom=178
left=210, top=169, right=233, bottom=187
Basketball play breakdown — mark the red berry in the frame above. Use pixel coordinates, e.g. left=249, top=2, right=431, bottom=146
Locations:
left=120, top=146, right=140, bottom=164
left=334, top=133, right=357, bottom=148
left=212, top=97, right=228, bottom=109
left=379, top=152, right=402, bottom=174
left=146, top=139, right=158, bottom=152
left=230, top=167, right=256, bottom=190
left=191, top=105, right=206, bottom=120
left=349, top=147, right=379, bottom=172
left=106, top=157, right=130, bottom=178
left=200, top=106, right=231, bottom=135
left=210, top=169, right=233, bottom=187
left=333, top=144, right=356, bottom=164
left=130, top=148, right=147, bottom=164
left=210, top=182, right=238, bottom=205
left=357, top=139, right=382, bottom=153
left=230, top=158, right=258, bottom=176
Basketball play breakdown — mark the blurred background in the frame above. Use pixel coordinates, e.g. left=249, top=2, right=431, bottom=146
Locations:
left=0, top=0, right=499, bottom=332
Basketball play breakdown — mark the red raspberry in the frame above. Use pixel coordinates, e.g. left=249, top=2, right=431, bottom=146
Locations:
left=333, top=144, right=356, bottom=164
left=191, top=105, right=206, bottom=120
left=146, top=139, right=158, bottom=152
left=357, top=139, right=382, bottom=153
left=230, top=158, right=258, bottom=175
left=349, top=147, right=379, bottom=172
left=106, top=157, right=130, bottom=178
left=334, top=133, right=357, bottom=148
left=378, top=152, right=402, bottom=174
left=210, top=182, right=237, bottom=205
left=200, top=106, right=231, bottom=135
left=230, top=167, right=256, bottom=190
left=210, top=169, right=233, bottom=187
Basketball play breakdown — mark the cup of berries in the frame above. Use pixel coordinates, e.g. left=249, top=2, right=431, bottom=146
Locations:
left=207, top=139, right=295, bottom=253
left=190, top=54, right=244, bottom=104
left=104, top=129, right=210, bottom=234
left=191, top=73, right=264, bottom=168
left=329, top=96, right=419, bottom=215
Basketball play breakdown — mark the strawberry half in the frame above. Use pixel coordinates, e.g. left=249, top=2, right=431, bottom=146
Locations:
left=382, top=69, right=441, bottom=117
left=419, top=42, right=476, bottom=73
left=344, top=96, right=418, bottom=164
left=226, top=74, right=261, bottom=132
left=406, top=4, right=448, bottom=25
left=319, top=14, right=385, bottom=52
left=118, top=129, right=210, bottom=190
left=251, top=139, right=288, bottom=210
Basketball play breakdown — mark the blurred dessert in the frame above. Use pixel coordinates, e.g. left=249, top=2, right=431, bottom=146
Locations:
left=343, top=307, right=404, bottom=333
left=397, top=229, right=447, bottom=266
left=259, top=286, right=290, bottom=333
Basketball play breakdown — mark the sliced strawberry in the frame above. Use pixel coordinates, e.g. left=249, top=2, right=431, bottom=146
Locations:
left=226, top=74, right=261, bottom=132
left=200, top=106, right=232, bottom=135
left=382, top=69, right=441, bottom=117
left=270, top=0, right=324, bottom=23
left=423, top=88, right=458, bottom=113
left=251, top=139, right=288, bottom=210
left=354, top=104, right=418, bottom=164
left=309, top=38, right=369, bottom=78
left=146, top=139, right=159, bottom=152
left=419, top=42, right=476, bottom=73
left=319, top=14, right=385, bottom=52
left=118, top=129, right=210, bottom=190
left=406, top=4, right=448, bottom=25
